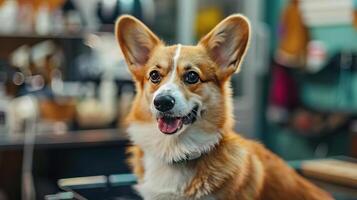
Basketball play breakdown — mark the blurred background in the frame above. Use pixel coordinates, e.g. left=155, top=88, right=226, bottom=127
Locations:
left=0, top=0, right=356, bottom=199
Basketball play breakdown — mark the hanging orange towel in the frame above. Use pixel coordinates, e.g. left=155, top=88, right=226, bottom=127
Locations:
left=276, top=0, right=309, bottom=68
left=17, top=0, right=65, bottom=11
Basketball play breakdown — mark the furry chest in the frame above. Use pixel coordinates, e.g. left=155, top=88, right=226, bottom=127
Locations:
left=135, top=154, right=194, bottom=199
left=135, top=154, right=218, bottom=200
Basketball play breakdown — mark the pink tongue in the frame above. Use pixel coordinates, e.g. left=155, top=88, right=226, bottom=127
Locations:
left=158, top=118, right=182, bottom=134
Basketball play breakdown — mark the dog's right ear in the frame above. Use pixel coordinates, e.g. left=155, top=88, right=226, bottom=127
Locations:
left=115, top=15, right=162, bottom=79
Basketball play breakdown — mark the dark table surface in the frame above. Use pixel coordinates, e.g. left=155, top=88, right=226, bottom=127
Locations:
left=0, top=129, right=128, bottom=150
left=55, top=165, right=357, bottom=200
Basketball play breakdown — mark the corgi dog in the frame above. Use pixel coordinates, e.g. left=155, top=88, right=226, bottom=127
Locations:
left=115, top=14, right=333, bottom=200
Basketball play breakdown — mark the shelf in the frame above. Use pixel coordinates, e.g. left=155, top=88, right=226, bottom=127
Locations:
left=0, top=32, right=85, bottom=40
left=0, top=31, right=115, bottom=40
left=0, top=129, right=128, bottom=150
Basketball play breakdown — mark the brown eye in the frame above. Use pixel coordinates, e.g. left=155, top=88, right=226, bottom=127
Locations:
left=149, top=70, right=161, bottom=83
left=183, top=71, right=200, bottom=84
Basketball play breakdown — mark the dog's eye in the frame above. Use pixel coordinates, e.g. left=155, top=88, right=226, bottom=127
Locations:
left=183, top=71, right=200, bottom=84
left=149, top=70, right=161, bottom=83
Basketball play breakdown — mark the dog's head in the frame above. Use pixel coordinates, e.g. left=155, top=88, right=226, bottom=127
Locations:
left=116, top=14, right=250, bottom=162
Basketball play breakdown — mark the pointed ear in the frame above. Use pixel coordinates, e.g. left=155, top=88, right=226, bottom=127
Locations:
left=198, top=14, right=250, bottom=79
left=115, top=15, right=162, bottom=79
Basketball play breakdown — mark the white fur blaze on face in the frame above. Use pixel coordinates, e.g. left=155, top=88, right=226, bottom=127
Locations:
left=151, top=44, right=191, bottom=116
left=171, top=43, right=182, bottom=82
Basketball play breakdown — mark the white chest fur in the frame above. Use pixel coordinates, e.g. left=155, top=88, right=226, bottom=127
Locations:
left=136, top=154, right=194, bottom=199
left=127, top=123, right=220, bottom=199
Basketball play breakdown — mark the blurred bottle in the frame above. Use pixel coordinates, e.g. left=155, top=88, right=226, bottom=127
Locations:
left=17, top=2, right=34, bottom=33
left=100, top=73, right=117, bottom=118
left=306, top=40, right=327, bottom=73
left=118, top=84, right=134, bottom=127
left=195, top=6, right=223, bottom=39
left=35, top=4, right=51, bottom=35
left=96, top=0, right=145, bottom=29
left=62, top=0, right=83, bottom=33
left=52, top=9, right=65, bottom=34
left=0, top=0, right=18, bottom=33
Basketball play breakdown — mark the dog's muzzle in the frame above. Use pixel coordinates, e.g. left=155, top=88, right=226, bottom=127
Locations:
left=155, top=104, right=200, bottom=135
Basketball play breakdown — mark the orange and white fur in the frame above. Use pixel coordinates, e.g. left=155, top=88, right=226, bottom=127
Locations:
left=115, top=14, right=333, bottom=200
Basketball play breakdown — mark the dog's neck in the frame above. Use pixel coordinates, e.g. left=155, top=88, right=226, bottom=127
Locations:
left=171, top=150, right=202, bottom=164
left=127, top=122, right=222, bottom=164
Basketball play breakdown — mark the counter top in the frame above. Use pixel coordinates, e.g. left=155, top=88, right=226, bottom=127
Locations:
left=0, top=129, right=128, bottom=150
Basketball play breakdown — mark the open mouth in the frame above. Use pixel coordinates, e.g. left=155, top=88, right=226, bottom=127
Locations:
left=157, top=105, right=199, bottom=135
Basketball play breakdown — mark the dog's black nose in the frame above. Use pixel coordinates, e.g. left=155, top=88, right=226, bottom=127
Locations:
left=154, top=95, right=175, bottom=112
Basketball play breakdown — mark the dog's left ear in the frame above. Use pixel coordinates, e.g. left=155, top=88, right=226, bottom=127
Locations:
left=199, top=14, right=250, bottom=79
